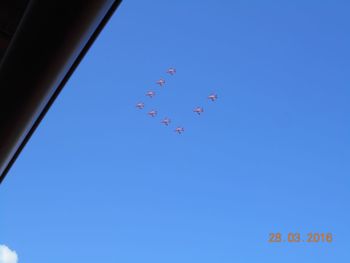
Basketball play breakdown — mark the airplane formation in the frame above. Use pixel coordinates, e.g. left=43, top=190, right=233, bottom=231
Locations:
left=136, top=67, right=218, bottom=134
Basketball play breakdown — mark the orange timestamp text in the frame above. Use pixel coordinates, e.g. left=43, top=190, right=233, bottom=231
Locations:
left=268, top=232, right=333, bottom=243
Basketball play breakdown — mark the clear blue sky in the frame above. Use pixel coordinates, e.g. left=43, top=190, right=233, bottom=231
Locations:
left=1, top=0, right=350, bottom=262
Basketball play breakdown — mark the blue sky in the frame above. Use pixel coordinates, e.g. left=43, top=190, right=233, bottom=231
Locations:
left=1, top=0, right=350, bottom=262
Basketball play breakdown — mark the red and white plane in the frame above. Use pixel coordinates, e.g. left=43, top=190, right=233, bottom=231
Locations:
left=156, top=78, right=165, bottom=87
left=161, top=117, right=171, bottom=126
left=166, top=68, right=176, bottom=75
left=146, top=91, right=155, bottom=98
left=193, top=106, right=204, bottom=115
left=175, top=127, right=185, bottom=134
left=136, top=102, right=145, bottom=109
left=148, top=110, right=157, bottom=117
left=208, top=93, right=218, bottom=101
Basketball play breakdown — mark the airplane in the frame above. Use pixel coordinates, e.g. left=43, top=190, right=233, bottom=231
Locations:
left=148, top=110, right=157, bottom=117
left=208, top=93, right=218, bottom=101
left=146, top=91, right=155, bottom=98
left=166, top=68, right=176, bottom=75
left=161, top=117, right=171, bottom=126
left=156, top=78, right=165, bottom=87
left=193, top=106, right=204, bottom=115
left=175, top=127, right=185, bottom=134
left=136, top=102, right=145, bottom=109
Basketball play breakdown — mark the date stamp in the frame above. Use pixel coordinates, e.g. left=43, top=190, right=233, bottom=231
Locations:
left=268, top=232, right=333, bottom=243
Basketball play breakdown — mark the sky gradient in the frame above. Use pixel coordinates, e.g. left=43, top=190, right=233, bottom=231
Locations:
left=1, top=1, right=350, bottom=262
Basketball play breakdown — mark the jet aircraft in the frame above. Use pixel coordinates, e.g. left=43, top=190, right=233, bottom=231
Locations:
left=156, top=78, right=165, bottom=87
left=193, top=106, right=204, bottom=115
left=146, top=91, right=155, bottom=98
left=161, top=117, right=171, bottom=126
left=208, top=93, right=218, bottom=101
left=166, top=68, right=176, bottom=75
left=136, top=102, right=144, bottom=109
left=148, top=110, right=157, bottom=117
left=175, top=127, right=185, bottom=134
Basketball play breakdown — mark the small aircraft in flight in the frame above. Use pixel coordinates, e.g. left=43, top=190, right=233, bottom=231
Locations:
left=193, top=106, right=204, bottom=115
left=146, top=91, right=155, bottom=98
left=175, top=127, right=185, bottom=134
left=208, top=93, right=218, bottom=101
left=136, top=102, right=145, bottom=109
left=166, top=68, right=176, bottom=75
left=156, top=78, right=165, bottom=87
left=161, top=117, right=171, bottom=126
left=148, top=110, right=157, bottom=117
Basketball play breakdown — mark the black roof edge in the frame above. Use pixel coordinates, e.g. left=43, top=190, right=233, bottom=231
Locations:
left=0, top=0, right=122, bottom=184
